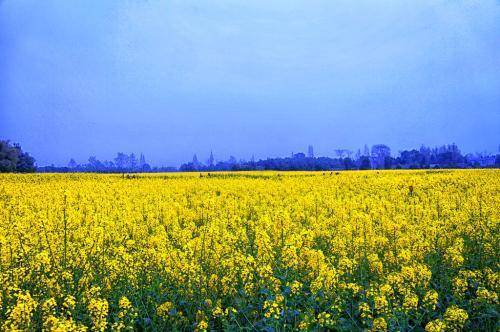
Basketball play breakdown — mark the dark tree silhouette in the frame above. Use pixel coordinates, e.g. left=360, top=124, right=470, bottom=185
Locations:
left=0, top=140, right=35, bottom=172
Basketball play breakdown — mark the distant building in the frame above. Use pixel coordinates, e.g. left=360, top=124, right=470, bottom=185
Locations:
left=192, top=154, right=201, bottom=169
left=139, top=153, right=146, bottom=168
left=467, top=154, right=496, bottom=167
left=293, top=152, right=306, bottom=159
left=208, top=151, right=215, bottom=167
left=308, top=145, right=314, bottom=158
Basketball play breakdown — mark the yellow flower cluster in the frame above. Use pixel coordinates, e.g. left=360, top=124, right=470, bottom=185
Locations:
left=88, top=298, right=109, bottom=332
left=0, top=170, right=498, bottom=330
left=263, top=294, right=284, bottom=320
left=2, top=291, right=37, bottom=330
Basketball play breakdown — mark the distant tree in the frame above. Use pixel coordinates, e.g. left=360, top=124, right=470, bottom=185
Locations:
left=363, top=144, right=370, bottom=157
left=333, top=149, right=352, bottom=160
left=88, top=156, right=98, bottom=166
left=432, top=144, right=464, bottom=167
left=343, top=157, right=355, bottom=170
left=88, top=156, right=105, bottom=171
left=334, top=149, right=346, bottom=159
left=0, top=140, right=35, bottom=172
left=449, top=143, right=461, bottom=162
left=129, top=153, right=137, bottom=170
left=180, top=162, right=197, bottom=172
left=384, top=156, right=392, bottom=169
left=15, top=149, right=36, bottom=172
left=0, top=141, right=19, bottom=172
left=103, top=160, right=115, bottom=169
left=68, top=158, right=78, bottom=168
left=371, top=144, right=391, bottom=169
left=359, top=156, right=371, bottom=170
left=355, top=149, right=361, bottom=160
left=398, top=149, right=424, bottom=168
left=419, top=145, right=431, bottom=165
left=114, top=153, right=128, bottom=169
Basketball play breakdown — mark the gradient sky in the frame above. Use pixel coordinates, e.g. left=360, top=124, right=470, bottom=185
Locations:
left=1, top=0, right=499, bottom=166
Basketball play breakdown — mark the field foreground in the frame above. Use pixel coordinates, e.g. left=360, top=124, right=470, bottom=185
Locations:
left=0, top=170, right=498, bottom=331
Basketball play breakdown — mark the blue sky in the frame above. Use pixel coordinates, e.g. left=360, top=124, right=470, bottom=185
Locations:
left=1, top=0, right=499, bottom=166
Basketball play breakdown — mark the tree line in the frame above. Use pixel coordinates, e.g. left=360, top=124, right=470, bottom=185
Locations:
left=180, top=144, right=500, bottom=172
left=1, top=140, right=499, bottom=173
left=38, top=153, right=175, bottom=173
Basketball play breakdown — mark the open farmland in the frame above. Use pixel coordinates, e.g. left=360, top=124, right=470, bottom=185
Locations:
left=0, top=170, right=498, bottom=331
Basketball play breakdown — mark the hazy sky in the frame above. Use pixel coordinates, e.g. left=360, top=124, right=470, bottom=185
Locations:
left=1, top=0, right=499, bottom=166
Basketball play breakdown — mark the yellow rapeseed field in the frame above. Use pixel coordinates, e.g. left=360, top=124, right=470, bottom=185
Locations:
left=0, top=170, right=498, bottom=331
